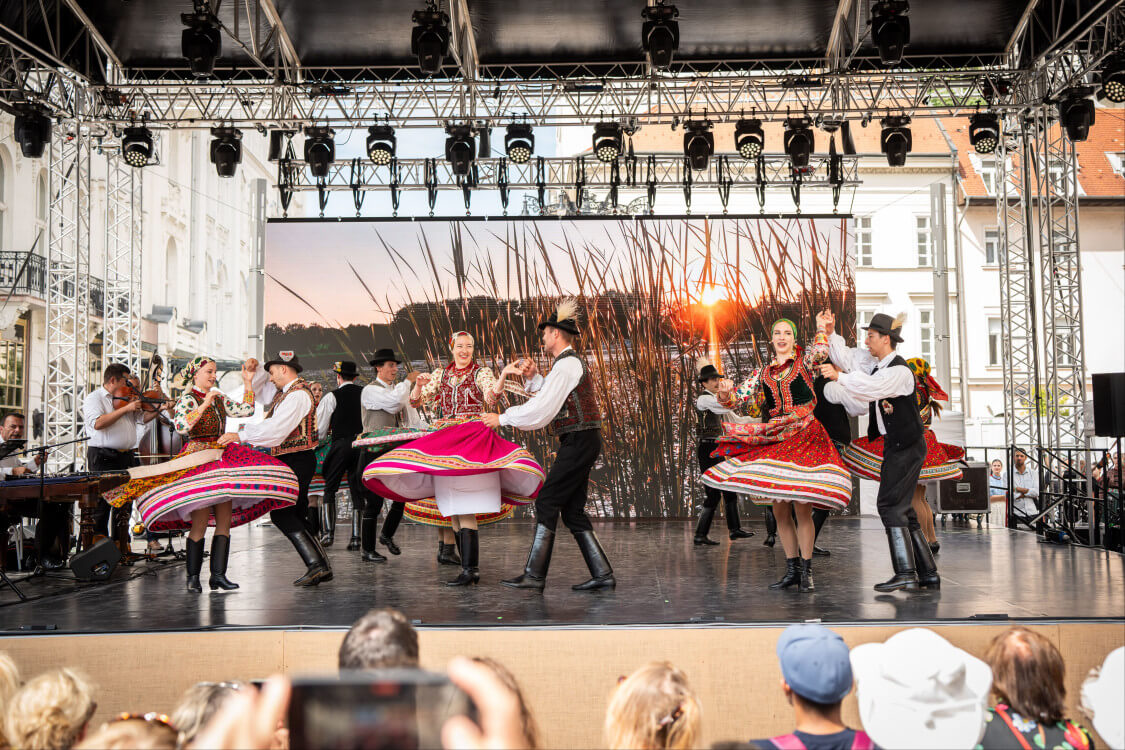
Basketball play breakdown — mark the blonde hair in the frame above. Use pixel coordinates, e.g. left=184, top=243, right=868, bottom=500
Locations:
left=0, top=653, right=22, bottom=749
left=73, top=720, right=176, bottom=750
left=3, top=668, right=96, bottom=750
left=170, top=681, right=246, bottom=749
left=605, top=662, right=701, bottom=750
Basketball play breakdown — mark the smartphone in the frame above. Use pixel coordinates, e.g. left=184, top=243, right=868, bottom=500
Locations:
left=288, top=669, right=477, bottom=750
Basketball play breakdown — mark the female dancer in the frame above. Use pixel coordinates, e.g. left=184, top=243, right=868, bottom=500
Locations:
left=106, top=356, right=298, bottom=592
left=839, top=356, right=964, bottom=553
left=702, top=318, right=853, bottom=593
left=363, top=332, right=544, bottom=586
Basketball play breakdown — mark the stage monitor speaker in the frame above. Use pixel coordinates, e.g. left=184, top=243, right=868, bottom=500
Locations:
left=926, top=463, right=990, bottom=514
left=69, top=538, right=121, bottom=581
left=1091, top=373, right=1125, bottom=437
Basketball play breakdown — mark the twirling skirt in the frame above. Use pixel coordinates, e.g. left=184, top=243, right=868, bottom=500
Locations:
left=841, top=429, right=965, bottom=481
left=702, top=408, right=853, bottom=510
left=308, top=439, right=331, bottom=496
left=106, top=443, right=298, bottom=533
left=363, top=420, right=543, bottom=525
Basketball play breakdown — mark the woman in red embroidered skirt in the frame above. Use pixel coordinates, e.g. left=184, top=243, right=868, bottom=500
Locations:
left=702, top=319, right=853, bottom=593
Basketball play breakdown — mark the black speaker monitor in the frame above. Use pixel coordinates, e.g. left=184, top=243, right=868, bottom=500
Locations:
left=1092, top=372, right=1125, bottom=438
left=69, top=538, right=121, bottom=581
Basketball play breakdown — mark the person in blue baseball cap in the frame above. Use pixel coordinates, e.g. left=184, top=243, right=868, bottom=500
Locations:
left=749, top=624, right=879, bottom=750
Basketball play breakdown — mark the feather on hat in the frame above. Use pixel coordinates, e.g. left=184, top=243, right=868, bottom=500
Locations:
left=538, top=298, right=582, bottom=336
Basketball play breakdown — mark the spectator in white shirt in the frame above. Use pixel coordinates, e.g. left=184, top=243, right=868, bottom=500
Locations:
left=1009, top=449, right=1039, bottom=521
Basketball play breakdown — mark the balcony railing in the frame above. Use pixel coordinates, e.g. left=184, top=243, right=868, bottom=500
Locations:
left=0, top=251, right=108, bottom=317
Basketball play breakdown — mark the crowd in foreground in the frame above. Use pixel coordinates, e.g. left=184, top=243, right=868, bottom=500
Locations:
left=0, top=609, right=1121, bottom=750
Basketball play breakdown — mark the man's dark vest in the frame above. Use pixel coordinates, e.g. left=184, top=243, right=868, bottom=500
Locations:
left=329, top=381, right=364, bottom=439
left=813, top=376, right=852, bottom=445
left=696, top=402, right=723, bottom=441
left=866, top=355, right=924, bottom=448
left=548, top=349, right=603, bottom=436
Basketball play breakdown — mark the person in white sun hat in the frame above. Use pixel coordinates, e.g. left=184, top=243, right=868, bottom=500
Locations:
left=1082, top=647, right=1124, bottom=750
left=849, top=628, right=993, bottom=750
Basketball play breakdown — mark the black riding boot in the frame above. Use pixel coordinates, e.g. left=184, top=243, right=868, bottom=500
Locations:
left=769, top=557, right=800, bottom=590
left=446, top=529, right=480, bottom=586
left=873, top=527, right=920, bottom=592
left=812, top=507, right=830, bottom=556
left=319, top=500, right=336, bottom=547
left=437, top=538, right=461, bottom=565
left=572, top=530, right=616, bottom=591
left=725, top=497, right=754, bottom=540
left=306, top=504, right=321, bottom=538
left=208, top=534, right=239, bottom=591
left=911, top=529, right=941, bottom=589
left=185, top=537, right=204, bottom=593
left=379, top=502, right=402, bottom=555
left=763, top=507, right=777, bottom=547
left=346, top=509, right=361, bottom=551
left=798, top=558, right=815, bottom=593
left=693, top=505, right=720, bottom=546
left=283, top=528, right=334, bottom=586
left=361, top=510, right=386, bottom=562
left=501, top=524, right=555, bottom=590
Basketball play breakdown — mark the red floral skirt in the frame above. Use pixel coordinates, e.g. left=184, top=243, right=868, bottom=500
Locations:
left=841, top=429, right=965, bottom=481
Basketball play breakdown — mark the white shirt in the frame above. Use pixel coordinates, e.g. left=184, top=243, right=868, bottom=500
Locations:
left=82, top=387, right=145, bottom=450
left=695, top=393, right=756, bottom=424
left=239, top=379, right=313, bottom=449
left=0, top=438, right=36, bottom=478
left=824, top=333, right=915, bottom=435
left=499, top=348, right=584, bottom=431
left=1011, top=465, right=1039, bottom=517
left=361, top=378, right=411, bottom=413
left=316, top=381, right=364, bottom=441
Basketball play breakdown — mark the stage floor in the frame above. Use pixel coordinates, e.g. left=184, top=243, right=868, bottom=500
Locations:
left=3, top=517, right=1123, bottom=633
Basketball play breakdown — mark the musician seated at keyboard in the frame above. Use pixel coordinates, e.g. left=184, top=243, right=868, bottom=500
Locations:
left=0, top=411, right=65, bottom=568
left=82, top=364, right=169, bottom=541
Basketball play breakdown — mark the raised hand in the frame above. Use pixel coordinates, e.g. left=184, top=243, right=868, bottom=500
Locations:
left=816, top=309, right=835, bottom=334
left=819, top=363, right=840, bottom=381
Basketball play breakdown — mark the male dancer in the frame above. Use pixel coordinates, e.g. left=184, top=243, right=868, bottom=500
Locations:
left=817, top=311, right=939, bottom=592
left=481, top=299, right=615, bottom=591
left=693, top=358, right=755, bottom=546
left=314, top=361, right=365, bottom=547
left=219, top=352, right=332, bottom=586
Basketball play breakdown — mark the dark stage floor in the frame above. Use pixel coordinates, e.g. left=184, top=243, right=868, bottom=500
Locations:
left=3, top=518, right=1123, bottom=633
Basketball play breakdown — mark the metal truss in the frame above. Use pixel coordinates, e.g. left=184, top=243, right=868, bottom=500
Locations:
left=102, top=153, right=143, bottom=375
left=45, top=127, right=93, bottom=472
left=996, top=115, right=1041, bottom=452
left=1030, top=111, right=1088, bottom=449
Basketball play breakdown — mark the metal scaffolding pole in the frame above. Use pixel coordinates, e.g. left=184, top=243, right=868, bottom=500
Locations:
left=45, top=127, right=93, bottom=472
left=102, top=153, right=143, bottom=374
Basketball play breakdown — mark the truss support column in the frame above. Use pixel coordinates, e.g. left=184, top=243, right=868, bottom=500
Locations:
left=45, top=126, right=93, bottom=472
left=103, top=154, right=143, bottom=374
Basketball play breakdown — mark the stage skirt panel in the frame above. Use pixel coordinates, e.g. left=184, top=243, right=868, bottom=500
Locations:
left=362, top=420, right=543, bottom=525
left=105, top=442, right=298, bottom=532
left=702, top=406, right=853, bottom=510
left=841, top=429, right=965, bottom=482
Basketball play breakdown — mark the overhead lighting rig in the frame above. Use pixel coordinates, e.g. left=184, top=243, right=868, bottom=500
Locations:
left=445, top=123, right=476, bottom=176
left=122, top=125, right=155, bottom=168
left=412, top=3, right=451, bottom=75
left=593, top=122, right=625, bottom=163
left=969, top=112, right=999, bottom=154
left=13, top=104, right=52, bottom=158
left=683, top=119, right=714, bottom=171
left=1098, top=54, right=1125, bottom=103
left=642, top=3, right=680, bottom=71
left=210, top=126, right=242, bottom=177
left=181, top=1, right=222, bottom=78
left=1058, top=88, right=1096, bottom=142
left=304, top=126, right=336, bottom=177
left=504, top=123, right=535, bottom=164
left=871, top=1, right=910, bottom=66
left=367, top=125, right=397, bottom=165
left=784, top=116, right=815, bottom=168
left=879, top=116, right=912, bottom=166
left=734, top=118, right=764, bottom=160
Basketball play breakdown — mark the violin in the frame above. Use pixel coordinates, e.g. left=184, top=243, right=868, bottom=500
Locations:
left=110, top=379, right=169, bottom=412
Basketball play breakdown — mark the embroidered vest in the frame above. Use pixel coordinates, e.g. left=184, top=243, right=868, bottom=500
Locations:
left=438, top=362, right=486, bottom=417
left=267, top=378, right=317, bottom=456
left=759, top=352, right=816, bottom=420
left=696, top=401, right=723, bottom=441
left=362, top=379, right=402, bottom=431
left=187, top=390, right=226, bottom=442
left=548, top=349, right=603, bottom=436
left=329, top=382, right=364, bottom=438
left=866, top=355, right=924, bottom=447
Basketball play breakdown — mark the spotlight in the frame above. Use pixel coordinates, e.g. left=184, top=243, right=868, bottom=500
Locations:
left=122, top=126, right=154, bottom=168
left=303, top=126, right=336, bottom=178
left=411, top=4, right=451, bottom=75
left=969, top=112, right=1000, bottom=154
left=268, top=129, right=295, bottom=161
left=210, top=127, right=242, bottom=178
left=366, top=125, right=396, bottom=165
left=1058, top=88, right=1096, bottom=142
left=879, top=116, right=912, bottom=167
left=871, top=0, right=910, bottom=66
left=641, top=3, right=679, bottom=71
left=504, top=123, right=535, bottom=164
left=13, top=105, right=52, bottom=159
left=683, top=119, right=714, bottom=171
left=180, top=8, right=221, bottom=78
left=783, top=116, right=814, bottom=168
left=1098, top=56, right=1125, bottom=103
left=445, top=124, right=476, bottom=176
left=592, top=122, right=624, bottom=163
left=734, top=118, right=764, bottom=159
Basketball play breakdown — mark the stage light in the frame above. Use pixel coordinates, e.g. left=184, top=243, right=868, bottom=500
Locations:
left=209, top=127, right=242, bottom=177
left=411, top=4, right=451, bottom=75
left=268, top=129, right=295, bottom=161
left=445, top=123, right=476, bottom=176
left=366, top=125, right=396, bottom=165
left=13, top=105, right=51, bottom=159
left=181, top=8, right=221, bottom=78
left=641, top=3, right=679, bottom=71
left=734, top=118, right=764, bottom=160
left=969, top=112, right=999, bottom=154
left=592, top=122, right=624, bottom=163
left=683, top=119, right=714, bottom=171
left=879, top=116, right=912, bottom=167
left=871, top=0, right=910, bottom=66
left=303, top=126, right=336, bottom=177
left=122, top=126, right=154, bottom=168
left=1058, top=88, right=1096, bottom=142
left=504, top=123, right=534, bottom=164
left=783, top=116, right=814, bottom=168
left=1098, top=56, right=1125, bottom=103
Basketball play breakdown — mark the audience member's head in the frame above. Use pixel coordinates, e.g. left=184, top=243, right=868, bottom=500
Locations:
left=470, top=657, right=539, bottom=749
left=1081, top=647, right=1124, bottom=750
left=338, top=608, right=419, bottom=671
left=991, top=459, right=1003, bottom=475
left=171, top=681, right=247, bottom=749
left=604, top=662, right=701, bottom=750
left=1014, top=449, right=1029, bottom=470
left=3, top=668, right=96, bottom=750
left=73, top=717, right=177, bottom=750
left=0, top=652, right=22, bottom=749
left=984, top=627, right=1068, bottom=724
left=851, top=629, right=992, bottom=750
left=775, top=623, right=854, bottom=716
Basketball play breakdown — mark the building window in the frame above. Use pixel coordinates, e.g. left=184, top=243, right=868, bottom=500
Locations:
left=984, top=226, right=1000, bottom=265
left=857, top=309, right=875, bottom=342
left=35, top=171, right=48, bottom=232
left=980, top=158, right=999, bottom=195
left=916, top=216, right=932, bottom=266
left=856, top=216, right=872, bottom=267
left=988, top=318, right=1002, bottom=366
left=0, top=316, right=28, bottom=412
left=919, top=309, right=934, bottom=361
left=1108, top=152, right=1125, bottom=177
